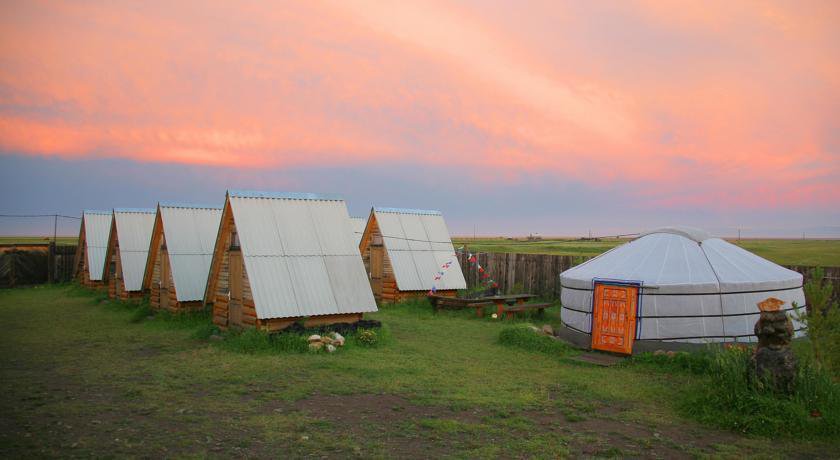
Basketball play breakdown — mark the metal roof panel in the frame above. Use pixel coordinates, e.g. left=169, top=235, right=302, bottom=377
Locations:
left=83, top=211, right=112, bottom=280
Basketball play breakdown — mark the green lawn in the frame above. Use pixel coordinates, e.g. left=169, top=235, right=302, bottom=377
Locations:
left=0, top=285, right=835, bottom=457
left=454, top=238, right=840, bottom=267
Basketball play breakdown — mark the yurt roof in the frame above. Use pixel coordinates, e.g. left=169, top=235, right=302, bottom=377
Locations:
left=224, top=190, right=377, bottom=319
left=111, top=208, right=156, bottom=291
left=560, top=227, right=802, bottom=294
left=372, top=207, right=466, bottom=291
left=157, top=203, right=223, bottom=302
left=82, top=210, right=112, bottom=281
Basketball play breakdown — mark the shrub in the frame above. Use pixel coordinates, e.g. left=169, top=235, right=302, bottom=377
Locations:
left=355, top=329, right=378, bottom=347
left=498, top=325, right=574, bottom=356
left=796, top=267, right=840, bottom=379
left=678, top=346, right=840, bottom=439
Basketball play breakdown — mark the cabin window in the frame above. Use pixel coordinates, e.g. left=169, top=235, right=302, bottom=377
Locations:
left=230, top=231, right=240, bottom=250
left=109, top=261, right=116, bottom=275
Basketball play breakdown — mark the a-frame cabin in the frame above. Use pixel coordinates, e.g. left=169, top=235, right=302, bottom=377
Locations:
left=204, top=190, right=377, bottom=331
left=143, top=203, right=222, bottom=313
left=102, top=208, right=155, bottom=300
left=73, top=210, right=112, bottom=289
left=359, top=207, right=466, bottom=302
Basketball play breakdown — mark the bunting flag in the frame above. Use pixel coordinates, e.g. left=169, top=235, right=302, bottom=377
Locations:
left=428, top=248, right=500, bottom=296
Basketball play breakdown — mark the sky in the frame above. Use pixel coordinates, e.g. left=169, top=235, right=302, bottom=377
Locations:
left=1, top=0, right=838, bottom=238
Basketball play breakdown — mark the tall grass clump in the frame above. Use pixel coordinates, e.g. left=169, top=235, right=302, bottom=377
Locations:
left=796, top=267, right=840, bottom=379
left=630, top=349, right=715, bottom=375
left=498, top=325, right=575, bottom=357
left=679, top=346, right=839, bottom=439
left=220, top=329, right=309, bottom=354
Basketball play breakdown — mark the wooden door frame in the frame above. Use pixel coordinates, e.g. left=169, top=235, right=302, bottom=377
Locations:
left=160, top=246, right=170, bottom=310
left=228, top=248, right=243, bottom=327
left=370, top=243, right=384, bottom=300
left=589, top=279, right=642, bottom=354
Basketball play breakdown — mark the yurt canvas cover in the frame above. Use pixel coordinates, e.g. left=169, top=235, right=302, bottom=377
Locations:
left=560, top=227, right=806, bottom=343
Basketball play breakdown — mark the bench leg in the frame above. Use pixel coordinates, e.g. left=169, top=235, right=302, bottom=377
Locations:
left=476, top=306, right=483, bottom=318
left=496, top=303, right=504, bottom=317
left=505, top=311, right=514, bottom=320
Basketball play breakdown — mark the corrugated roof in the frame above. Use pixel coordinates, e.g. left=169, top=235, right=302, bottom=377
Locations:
left=159, top=204, right=223, bottom=301
left=373, top=208, right=466, bottom=291
left=373, top=207, right=442, bottom=216
left=82, top=211, right=112, bottom=281
left=113, top=209, right=155, bottom=292
left=350, top=217, right=366, bottom=246
left=229, top=190, right=343, bottom=201
left=227, top=191, right=377, bottom=319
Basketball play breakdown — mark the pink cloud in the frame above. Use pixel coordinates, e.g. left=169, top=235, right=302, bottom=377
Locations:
left=0, top=0, right=837, bottom=211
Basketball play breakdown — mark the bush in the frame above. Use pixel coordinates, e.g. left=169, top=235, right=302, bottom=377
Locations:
left=498, top=325, right=574, bottom=356
left=355, top=329, right=378, bottom=347
left=679, top=346, right=840, bottom=439
left=796, top=267, right=840, bottom=379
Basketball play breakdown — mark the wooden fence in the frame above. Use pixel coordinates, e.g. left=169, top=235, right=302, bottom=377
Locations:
left=457, top=252, right=840, bottom=306
left=0, top=244, right=77, bottom=288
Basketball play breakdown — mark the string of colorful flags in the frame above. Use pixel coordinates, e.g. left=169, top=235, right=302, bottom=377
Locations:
left=428, top=246, right=498, bottom=295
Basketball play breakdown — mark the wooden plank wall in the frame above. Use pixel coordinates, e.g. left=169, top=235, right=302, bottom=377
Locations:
left=457, top=252, right=840, bottom=307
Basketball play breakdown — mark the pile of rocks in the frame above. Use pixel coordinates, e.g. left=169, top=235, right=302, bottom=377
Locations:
left=751, top=297, right=797, bottom=394
left=308, top=332, right=346, bottom=353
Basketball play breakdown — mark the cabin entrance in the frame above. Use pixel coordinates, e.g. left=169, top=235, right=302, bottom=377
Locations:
left=159, top=247, right=170, bottom=310
left=591, top=281, right=639, bottom=355
left=228, top=248, right=243, bottom=327
left=113, top=253, right=121, bottom=298
left=370, top=244, right=384, bottom=301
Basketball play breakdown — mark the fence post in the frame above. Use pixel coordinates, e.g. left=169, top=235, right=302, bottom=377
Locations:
left=48, top=241, right=56, bottom=284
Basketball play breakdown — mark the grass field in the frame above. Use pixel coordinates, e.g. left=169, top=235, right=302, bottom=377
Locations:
left=0, top=236, right=78, bottom=246
left=1, top=285, right=836, bottom=457
left=2, top=235, right=838, bottom=266
left=454, top=237, right=840, bottom=267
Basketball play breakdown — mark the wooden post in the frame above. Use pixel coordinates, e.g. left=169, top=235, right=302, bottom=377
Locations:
left=48, top=241, right=56, bottom=284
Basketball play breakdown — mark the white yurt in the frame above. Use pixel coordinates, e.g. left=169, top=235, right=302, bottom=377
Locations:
left=560, top=227, right=806, bottom=346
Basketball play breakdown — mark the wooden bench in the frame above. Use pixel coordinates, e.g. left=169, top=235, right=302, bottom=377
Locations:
left=502, top=302, right=552, bottom=319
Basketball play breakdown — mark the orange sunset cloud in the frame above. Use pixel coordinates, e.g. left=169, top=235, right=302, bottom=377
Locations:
left=0, top=0, right=838, bottom=209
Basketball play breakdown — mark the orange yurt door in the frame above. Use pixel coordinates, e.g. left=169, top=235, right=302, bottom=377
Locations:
left=591, top=281, right=639, bottom=355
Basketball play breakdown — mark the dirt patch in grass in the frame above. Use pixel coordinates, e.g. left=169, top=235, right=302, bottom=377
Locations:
left=289, top=393, right=746, bottom=458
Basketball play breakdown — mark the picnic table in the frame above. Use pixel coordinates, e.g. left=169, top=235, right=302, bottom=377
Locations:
left=428, top=293, right=550, bottom=319
left=483, top=294, right=537, bottom=316
left=427, top=295, right=495, bottom=317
